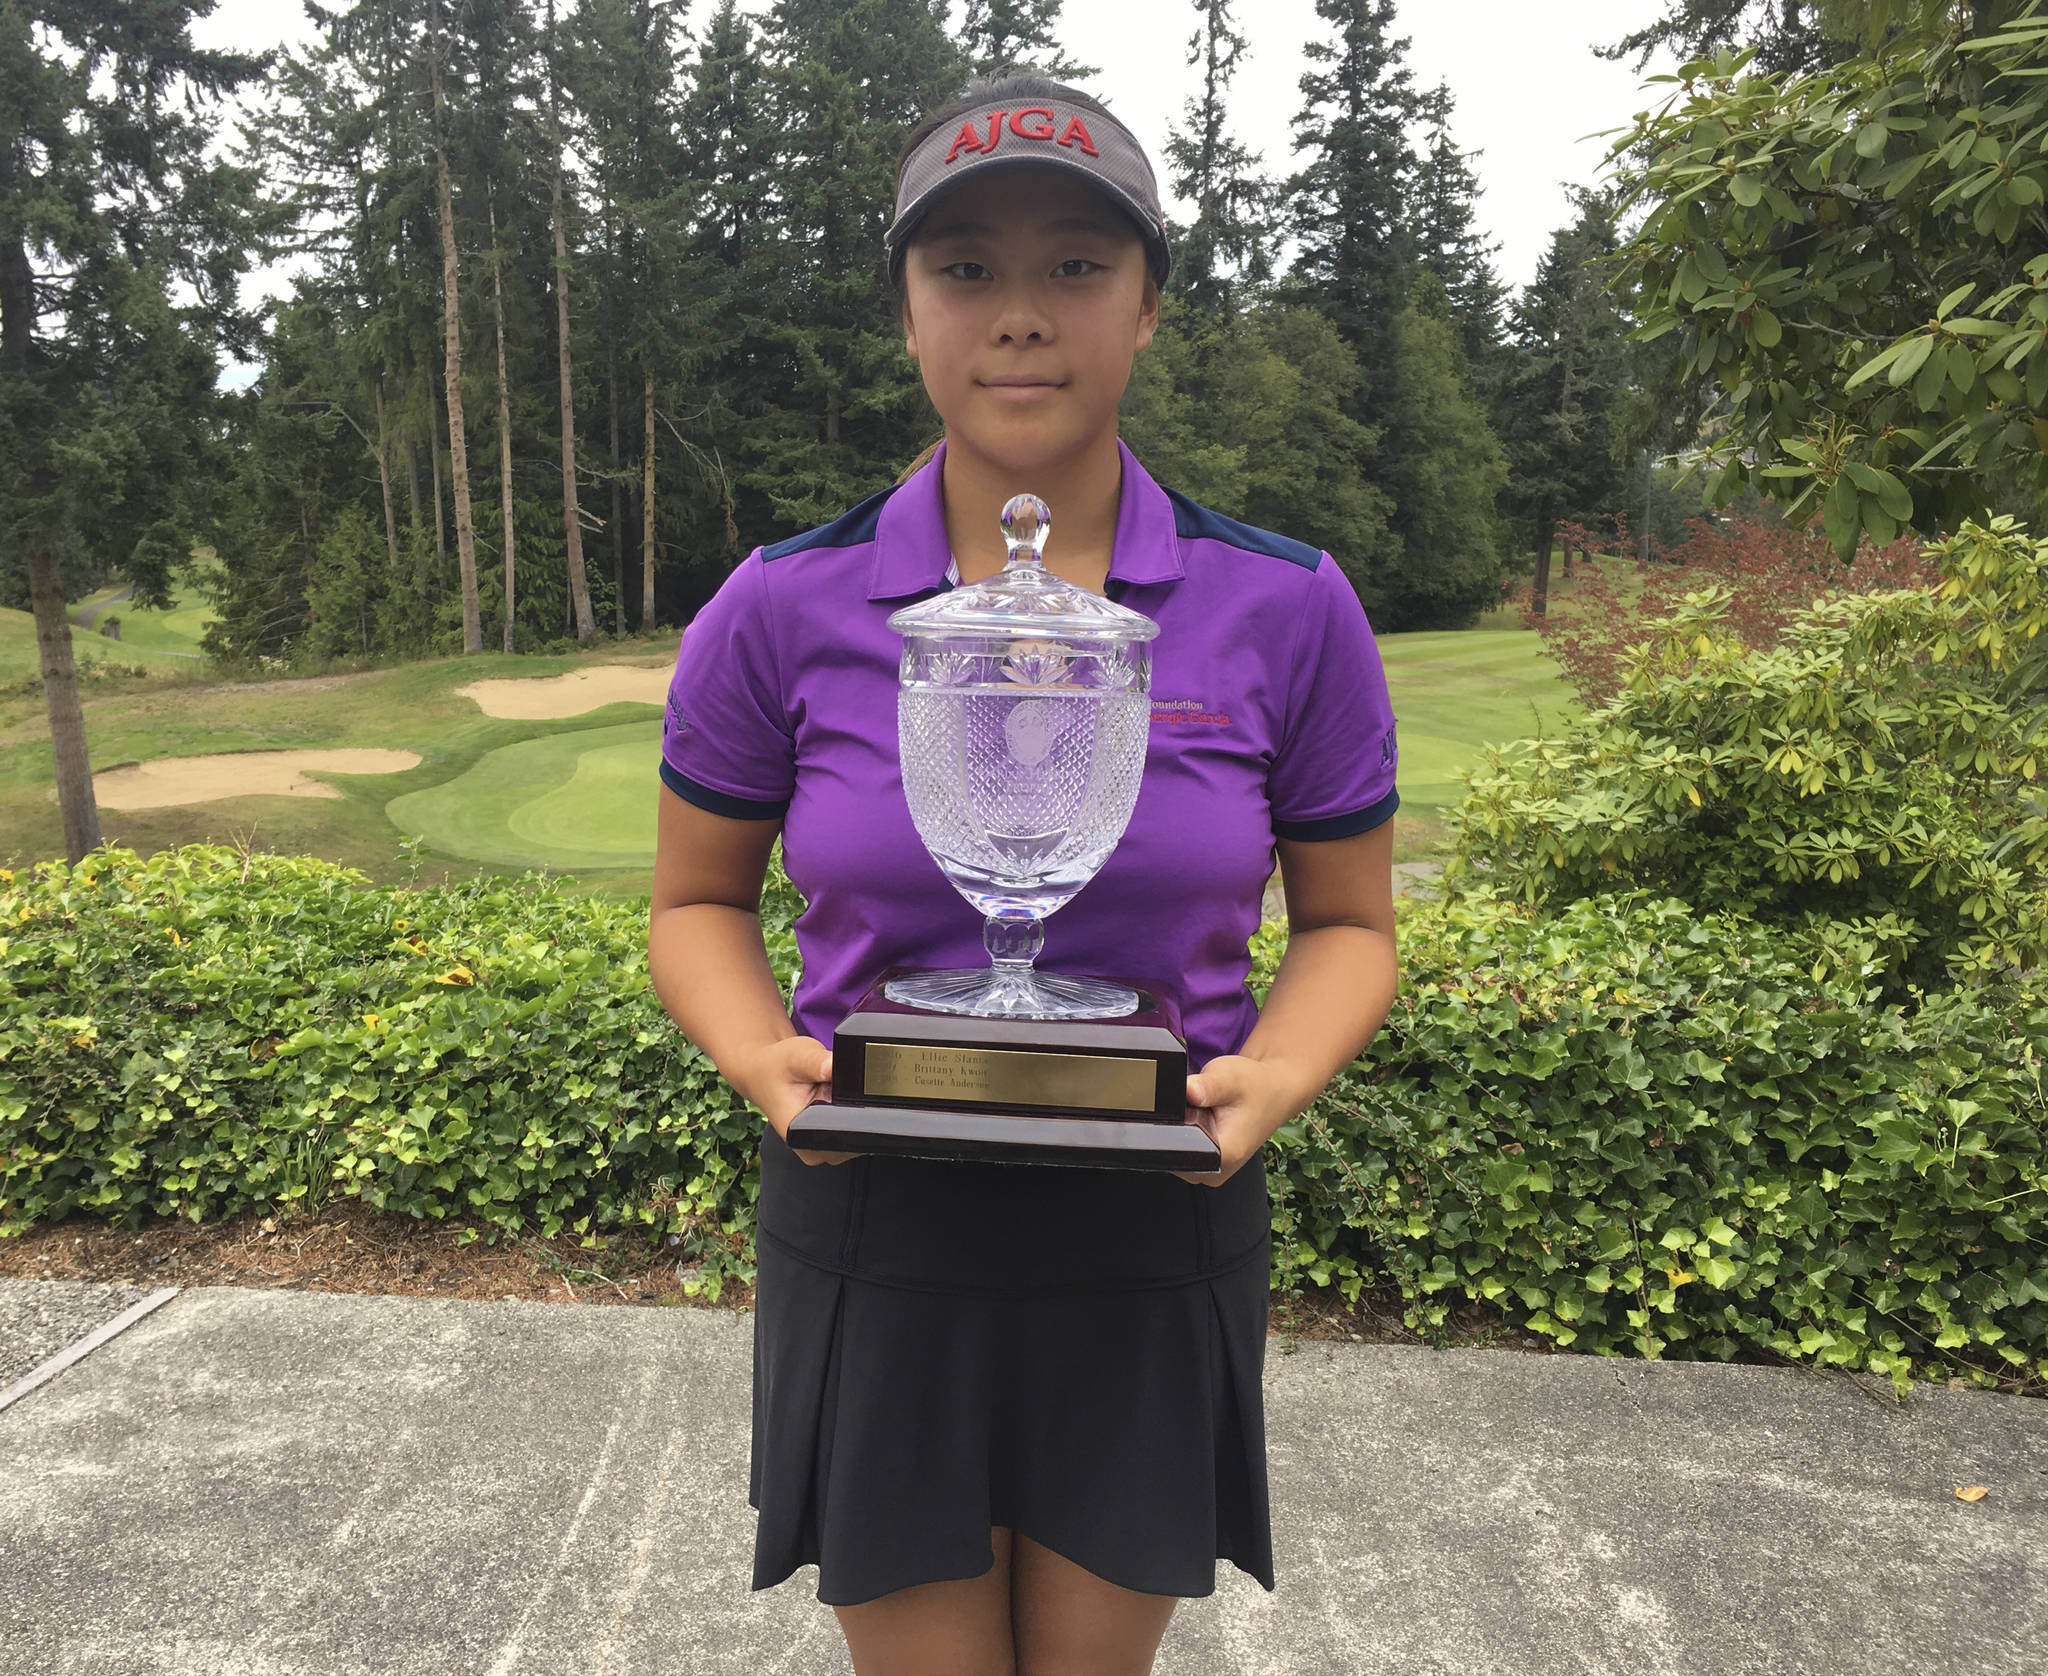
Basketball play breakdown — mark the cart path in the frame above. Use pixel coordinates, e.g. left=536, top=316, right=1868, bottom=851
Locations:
left=2, top=1279, right=2040, bottom=1675
left=70, top=585, right=132, bottom=631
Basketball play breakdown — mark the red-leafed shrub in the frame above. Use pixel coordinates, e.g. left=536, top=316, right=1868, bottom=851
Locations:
left=1514, top=511, right=1939, bottom=705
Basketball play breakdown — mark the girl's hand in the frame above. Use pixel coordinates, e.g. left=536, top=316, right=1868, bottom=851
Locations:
left=735, top=1036, right=856, bottom=1167
left=1175, top=1055, right=1303, bottom=1187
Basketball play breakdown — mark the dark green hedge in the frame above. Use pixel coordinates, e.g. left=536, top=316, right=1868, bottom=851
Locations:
left=0, top=846, right=793, bottom=1292
left=1264, top=891, right=2047, bottom=1393
left=4, top=847, right=2042, bottom=1392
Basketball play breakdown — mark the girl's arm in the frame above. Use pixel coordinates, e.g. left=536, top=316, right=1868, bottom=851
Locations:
left=647, top=787, right=846, bottom=1163
left=1177, top=819, right=1399, bottom=1184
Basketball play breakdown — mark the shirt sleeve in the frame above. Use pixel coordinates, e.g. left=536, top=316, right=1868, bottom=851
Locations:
left=1267, top=553, right=1400, bottom=841
left=658, top=551, right=795, bottom=820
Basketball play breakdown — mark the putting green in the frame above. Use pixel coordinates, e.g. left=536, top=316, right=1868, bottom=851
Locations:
left=388, top=720, right=664, bottom=872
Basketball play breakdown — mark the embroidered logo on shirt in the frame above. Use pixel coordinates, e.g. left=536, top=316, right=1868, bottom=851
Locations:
left=1152, top=697, right=1231, bottom=728
left=666, top=692, right=692, bottom=738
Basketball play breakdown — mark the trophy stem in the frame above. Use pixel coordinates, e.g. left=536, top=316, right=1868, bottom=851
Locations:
left=984, top=913, right=1044, bottom=972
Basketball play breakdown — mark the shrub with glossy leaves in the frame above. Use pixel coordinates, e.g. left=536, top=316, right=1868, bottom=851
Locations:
left=0, top=846, right=803, bottom=1297
left=1262, top=886, right=2048, bottom=1395
left=1606, top=8, right=2048, bottom=551
left=6, top=845, right=2043, bottom=1391
left=1451, top=517, right=2048, bottom=988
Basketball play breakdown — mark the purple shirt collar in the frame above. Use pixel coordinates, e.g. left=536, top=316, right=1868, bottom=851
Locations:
left=867, top=437, right=1187, bottom=601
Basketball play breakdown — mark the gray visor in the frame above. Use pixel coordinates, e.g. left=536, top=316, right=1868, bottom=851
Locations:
left=887, top=98, right=1171, bottom=284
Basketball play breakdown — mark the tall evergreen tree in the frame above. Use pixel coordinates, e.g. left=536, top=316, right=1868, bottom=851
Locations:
left=570, top=0, right=695, bottom=632
left=466, top=0, right=541, bottom=653
left=541, top=0, right=596, bottom=643
left=674, top=0, right=774, bottom=602
left=427, top=0, right=484, bottom=652
left=1284, top=0, right=1420, bottom=387
left=1236, top=306, right=1392, bottom=596
left=1410, top=84, right=1506, bottom=368
left=1162, top=0, right=1274, bottom=318
left=959, top=0, right=1090, bottom=77
left=1, top=0, right=262, bottom=860
left=1379, top=274, right=1507, bottom=629
left=1284, top=0, right=1506, bottom=628
left=752, top=0, right=960, bottom=531
left=1496, top=192, right=1629, bottom=615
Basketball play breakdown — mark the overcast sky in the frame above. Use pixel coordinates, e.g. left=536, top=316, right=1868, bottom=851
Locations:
left=191, top=0, right=1676, bottom=324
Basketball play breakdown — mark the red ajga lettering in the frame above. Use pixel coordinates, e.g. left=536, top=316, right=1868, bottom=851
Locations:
left=944, top=109, right=1099, bottom=164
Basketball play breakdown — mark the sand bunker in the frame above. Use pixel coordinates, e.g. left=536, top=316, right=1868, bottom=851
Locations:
left=92, top=749, right=422, bottom=810
left=456, top=665, right=668, bottom=720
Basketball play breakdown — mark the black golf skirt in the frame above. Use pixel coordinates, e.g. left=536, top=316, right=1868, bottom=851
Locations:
left=745, top=1126, right=1276, bottom=1607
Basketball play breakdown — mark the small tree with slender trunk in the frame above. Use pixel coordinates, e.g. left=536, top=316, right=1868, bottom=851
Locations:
left=488, top=184, right=517, bottom=653
left=428, top=0, right=483, bottom=654
left=0, top=2, right=261, bottom=861
left=546, top=0, right=596, bottom=643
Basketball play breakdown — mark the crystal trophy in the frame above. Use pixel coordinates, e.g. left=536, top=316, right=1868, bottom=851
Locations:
left=786, top=494, right=1221, bottom=1171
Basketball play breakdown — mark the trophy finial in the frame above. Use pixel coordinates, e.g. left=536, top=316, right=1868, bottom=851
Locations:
left=1000, top=493, right=1051, bottom=566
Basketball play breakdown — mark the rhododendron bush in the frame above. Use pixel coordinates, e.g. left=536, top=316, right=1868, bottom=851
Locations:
left=1459, top=516, right=2047, bottom=990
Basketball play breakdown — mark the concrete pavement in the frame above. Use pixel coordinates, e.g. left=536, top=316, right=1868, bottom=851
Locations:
left=0, top=1279, right=2041, bottom=1675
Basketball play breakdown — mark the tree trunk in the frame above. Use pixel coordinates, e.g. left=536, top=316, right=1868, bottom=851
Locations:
left=642, top=377, right=657, bottom=633
left=26, top=545, right=101, bottom=864
left=429, top=0, right=482, bottom=654
left=489, top=185, right=516, bottom=654
left=428, top=376, right=446, bottom=562
left=1531, top=506, right=1556, bottom=618
left=373, top=382, right=401, bottom=569
left=11, top=217, right=99, bottom=864
left=547, top=0, right=596, bottom=643
left=1640, top=447, right=1654, bottom=564
left=608, top=339, right=623, bottom=636
left=405, top=438, right=423, bottom=534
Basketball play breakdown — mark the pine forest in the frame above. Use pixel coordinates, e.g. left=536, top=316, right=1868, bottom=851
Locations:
left=1, top=0, right=1672, bottom=668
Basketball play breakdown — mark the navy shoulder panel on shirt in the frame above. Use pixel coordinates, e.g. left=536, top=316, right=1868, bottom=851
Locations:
left=759, top=482, right=898, bottom=562
left=1162, top=486, right=1323, bottom=571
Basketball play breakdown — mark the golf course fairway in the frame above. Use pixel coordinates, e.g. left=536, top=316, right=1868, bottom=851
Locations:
left=377, top=630, right=1571, bottom=875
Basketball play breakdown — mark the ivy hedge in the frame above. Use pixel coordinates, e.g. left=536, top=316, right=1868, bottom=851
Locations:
left=0, top=847, right=785, bottom=1289
left=3, top=845, right=2041, bottom=1394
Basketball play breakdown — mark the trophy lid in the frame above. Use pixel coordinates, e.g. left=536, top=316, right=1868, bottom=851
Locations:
left=887, top=493, right=1161, bottom=643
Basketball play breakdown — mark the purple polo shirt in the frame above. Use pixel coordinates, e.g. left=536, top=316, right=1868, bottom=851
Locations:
left=660, top=439, right=1399, bottom=1073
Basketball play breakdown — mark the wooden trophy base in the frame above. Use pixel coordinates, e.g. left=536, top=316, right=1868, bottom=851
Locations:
left=786, top=969, right=1221, bottom=1174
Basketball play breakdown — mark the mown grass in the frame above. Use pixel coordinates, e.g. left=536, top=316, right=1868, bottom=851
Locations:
left=66, top=565, right=219, bottom=665
left=2, top=564, right=225, bottom=690
left=0, top=639, right=677, bottom=883
left=1380, top=629, right=1576, bottom=811
left=1, top=593, right=1582, bottom=881
left=387, top=719, right=665, bottom=872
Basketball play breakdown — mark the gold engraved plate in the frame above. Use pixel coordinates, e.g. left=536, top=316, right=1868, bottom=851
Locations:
left=864, top=1042, right=1155, bottom=1114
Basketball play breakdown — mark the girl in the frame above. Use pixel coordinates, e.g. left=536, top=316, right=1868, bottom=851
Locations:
left=649, top=72, right=1400, bottom=1676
